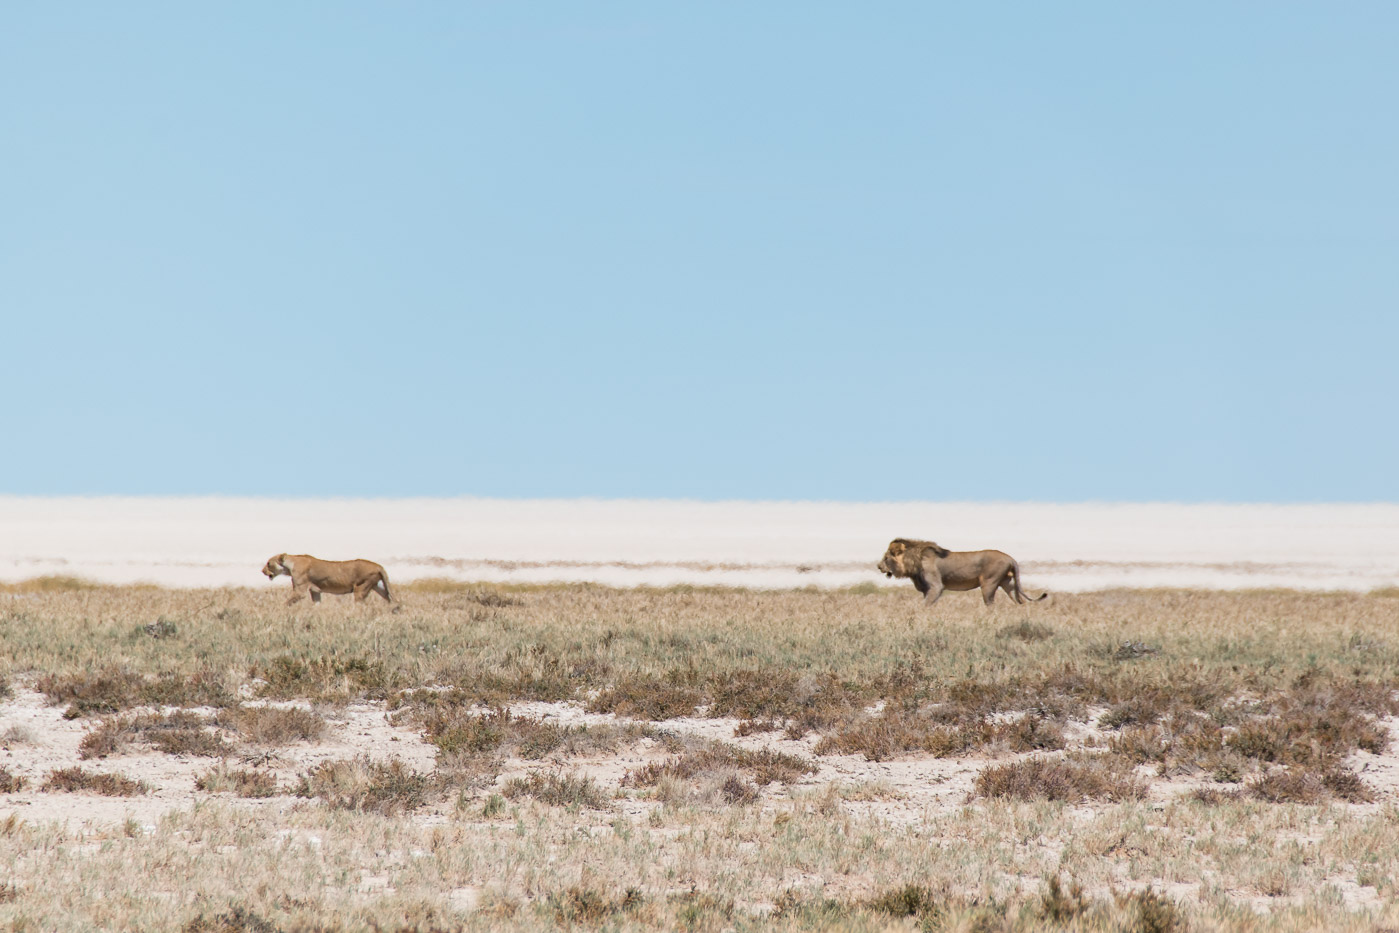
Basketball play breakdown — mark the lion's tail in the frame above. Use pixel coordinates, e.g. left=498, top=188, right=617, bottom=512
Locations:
left=378, top=570, right=394, bottom=603
left=1010, top=562, right=1048, bottom=604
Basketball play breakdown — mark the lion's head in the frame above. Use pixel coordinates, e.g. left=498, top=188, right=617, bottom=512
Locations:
left=261, top=554, right=290, bottom=580
left=877, top=539, right=949, bottom=577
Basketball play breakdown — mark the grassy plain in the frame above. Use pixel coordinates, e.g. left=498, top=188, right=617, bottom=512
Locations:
left=0, top=580, right=1397, bottom=931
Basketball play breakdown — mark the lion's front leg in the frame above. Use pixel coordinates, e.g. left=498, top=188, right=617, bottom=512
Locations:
left=922, top=576, right=945, bottom=605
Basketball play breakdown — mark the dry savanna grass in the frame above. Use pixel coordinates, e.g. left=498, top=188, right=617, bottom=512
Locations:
left=41, top=766, right=150, bottom=796
left=1, top=584, right=1398, bottom=931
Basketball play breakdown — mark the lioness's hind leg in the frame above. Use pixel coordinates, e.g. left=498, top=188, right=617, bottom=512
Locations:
left=1000, top=577, right=1020, bottom=604
left=981, top=579, right=999, bottom=606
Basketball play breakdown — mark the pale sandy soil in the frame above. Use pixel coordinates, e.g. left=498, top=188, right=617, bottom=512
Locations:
left=2, top=497, right=1397, bottom=591
left=4, top=683, right=1397, bottom=840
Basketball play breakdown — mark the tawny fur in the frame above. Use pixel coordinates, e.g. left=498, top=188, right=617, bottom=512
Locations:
left=261, top=554, right=393, bottom=605
left=876, top=538, right=1047, bottom=607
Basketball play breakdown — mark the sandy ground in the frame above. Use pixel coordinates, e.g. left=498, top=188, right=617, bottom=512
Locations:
left=2, top=497, right=1397, bottom=592
left=4, top=682, right=1398, bottom=837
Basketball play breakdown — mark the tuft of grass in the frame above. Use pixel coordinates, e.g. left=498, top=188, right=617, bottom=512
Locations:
left=1247, top=766, right=1375, bottom=804
left=864, top=883, right=941, bottom=919
left=1038, top=875, right=1089, bottom=922
left=0, top=767, right=26, bottom=793
left=546, top=886, right=644, bottom=925
left=1114, top=887, right=1184, bottom=933
left=252, top=655, right=395, bottom=702
left=194, top=764, right=279, bottom=798
left=80, top=710, right=230, bottom=759
left=0, top=575, right=99, bottom=593
left=997, top=620, right=1054, bottom=642
left=502, top=770, right=610, bottom=809
left=624, top=740, right=816, bottom=789
left=42, top=767, right=149, bottom=796
left=972, top=754, right=1148, bottom=803
left=294, top=757, right=430, bottom=815
left=215, top=705, right=326, bottom=746
left=182, top=906, right=279, bottom=933
left=39, top=667, right=234, bottom=718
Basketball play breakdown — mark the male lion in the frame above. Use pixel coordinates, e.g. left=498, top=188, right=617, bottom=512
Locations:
left=261, top=553, right=393, bottom=605
left=877, top=538, right=1046, bottom=607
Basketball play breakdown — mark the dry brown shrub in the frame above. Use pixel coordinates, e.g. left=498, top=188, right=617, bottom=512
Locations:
left=1248, top=767, right=1375, bottom=804
left=194, top=765, right=278, bottom=798
left=588, top=675, right=704, bottom=720
left=0, top=768, right=26, bottom=793
left=80, top=710, right=229, bottom=759
left=625, top=741, right=815, bottom=788
left=502, top=771, right=609, bottom=809
left=996, top=620, right=1054, bottom=642
left=294, top=757, right=429, bottom=815
left=42, top=766, right=149, bottom=796
left=1248, top=769, right=1327, bottom=804
left=182, top=906, right=278, bottom=933
left=814, top=703, right=992, bottom=761
left=1038, top=875, right=1089, bottom=922
left=994, top=714, right=1066, bottom=753
left=863, top=883, right=941, bottom=919
left=972, top=755, right=1147, bottom=803
left=39, top=667, right=233, bottom=718
left=417, top=707, right=653, bottom=768
left=217, top=705, right=326, bottom=746
left=1114, top=887, right=1184, bottom=933
left=253, top=655, right=395, bottom=702
left=547, top=886, right=645, bottom=925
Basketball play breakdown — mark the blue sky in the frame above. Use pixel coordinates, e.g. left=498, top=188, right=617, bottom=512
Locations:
left=3, top=4, right=1395, bottom=501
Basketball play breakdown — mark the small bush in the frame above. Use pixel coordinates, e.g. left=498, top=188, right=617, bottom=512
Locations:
left=1115, top=887, right=1183, bottom=933
left=547, top=886, right=643, bottom=924
left=81, top=710, right=230, bottom=759
left=625, top=741, right=815, bottom=788
left=1039, top=875, right=1089, bottom=922
left=195, top=765, right=278, bottom=798
left=972, top=755, right=1147, bottom=803
left=502, top=771, right=609, bottom=809
left=39, top=668, right=233, bottom=718
left=588, top=676, right=704, bottom=720
left=0, top=768, right=26, bottom=793
left=295, top=757, right=430, bottom=815
left=42, top=767, right=149, bottom=796
left=217, top=705, right=326, bottom=746
left=996, top=620, right=1054, bottom=642
left=253, top=655, right=394, bottom=701
left=864, top=883, right=940, bottom=918
left=182, top=906, right=278, bottom=933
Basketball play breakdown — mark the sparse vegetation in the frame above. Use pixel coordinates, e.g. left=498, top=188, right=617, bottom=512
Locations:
left=502, top=770, right=610, bottom=809
left=294, top=757, right=430, bottom=815
left=41, top=766, right=149, bottom=796
left=0, top=584, right=1397, bottom=931
left=194, top=764, right=279, bottom=798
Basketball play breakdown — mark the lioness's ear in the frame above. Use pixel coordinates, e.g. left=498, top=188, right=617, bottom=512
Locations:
left=927, top=542, right=950, bottom=558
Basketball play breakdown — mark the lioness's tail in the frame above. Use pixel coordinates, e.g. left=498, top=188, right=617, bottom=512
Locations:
left=1010, top=562, right=1048, bottom=604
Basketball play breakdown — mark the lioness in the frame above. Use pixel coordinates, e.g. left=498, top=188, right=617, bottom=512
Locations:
left=261, top=553, right=393, bottom=604
left=877, top=538, right=1046, bottom=606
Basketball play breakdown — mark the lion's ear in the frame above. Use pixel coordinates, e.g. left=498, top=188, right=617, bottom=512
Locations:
left=927, top=542, right=950, bottom=558
left=889, top=540, right=906, bottom=555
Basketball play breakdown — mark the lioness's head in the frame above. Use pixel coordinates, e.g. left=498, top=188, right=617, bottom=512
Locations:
left=261, top=554, right=290, bottom=579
